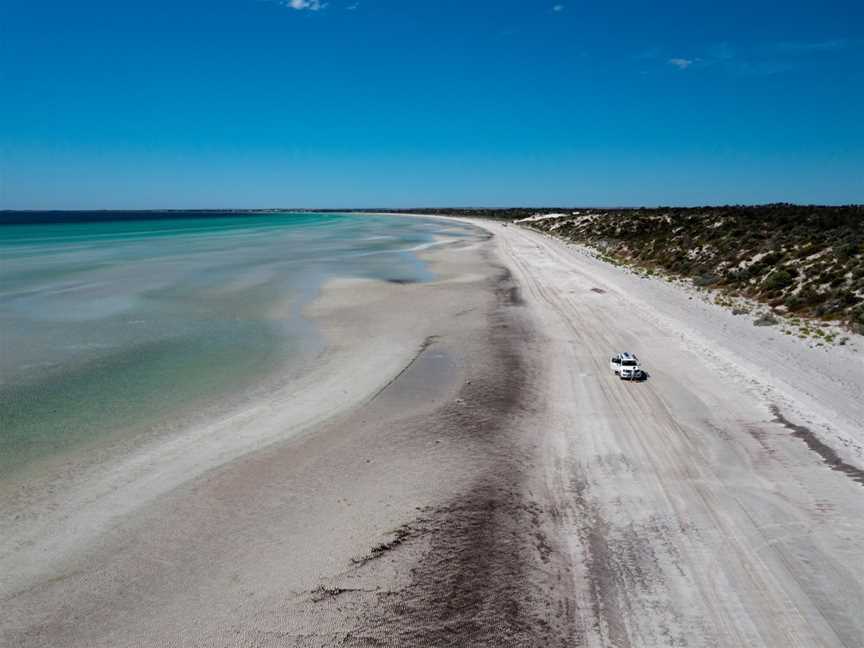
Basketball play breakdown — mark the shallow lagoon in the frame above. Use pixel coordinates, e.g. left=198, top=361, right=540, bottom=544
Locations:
left=0, top=212, right=475, bottom=475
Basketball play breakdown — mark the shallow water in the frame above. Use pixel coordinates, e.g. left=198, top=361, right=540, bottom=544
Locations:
left=0, top=212, right=476, bottom=475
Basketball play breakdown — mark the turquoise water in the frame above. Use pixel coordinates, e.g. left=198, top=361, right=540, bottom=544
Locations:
left=0, top=212, right=476, bottom=476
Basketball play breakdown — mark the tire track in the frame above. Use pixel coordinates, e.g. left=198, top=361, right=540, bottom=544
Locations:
left=492, top=222, right=862, bottom=647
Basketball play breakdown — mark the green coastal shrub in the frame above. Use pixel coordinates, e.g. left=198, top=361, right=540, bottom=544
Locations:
left=694, top=273, right=719, bottom=287
left=837, top=242, right=860, bottom=260
left=784, top=294, right=804, bottom=311
left=753, top=312, right=780, bottom=326
left=797, top=286, right=827, bottom=306
left=764, top=270, right=794, bottom=291
left=850, top=305, right=864, bottom=335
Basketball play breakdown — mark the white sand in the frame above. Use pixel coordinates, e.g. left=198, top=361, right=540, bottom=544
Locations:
left=480, top=218, right=864, bottom=647
left=520, top=222, right=864, bottom=462
left=3, top=214, right=863, bottom=647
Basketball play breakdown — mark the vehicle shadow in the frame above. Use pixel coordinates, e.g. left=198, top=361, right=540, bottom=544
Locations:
left=618, top=372, right=649, bottom=382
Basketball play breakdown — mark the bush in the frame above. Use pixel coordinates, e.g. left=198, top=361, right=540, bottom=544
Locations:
left=753, top=313, right=779, bottom=326
left=694, top=273, right=719, bottom=287
left=829, top=275, right=846, bottom=288
left=850, top=305, right=864, bottom=335
left=837, top=242, right=860, bottom=260
left=798, top=287, right=827, bottom=306
left=725, top=269, right=747, bottom=284
left=764, top=270, right=794, bottom=291
left=784, top=295, right=804, bottom=311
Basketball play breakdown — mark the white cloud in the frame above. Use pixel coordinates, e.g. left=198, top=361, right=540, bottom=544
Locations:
left=668, top=58, right=693, bottom=69
left=347, top=2, right=359, bottom=9
left=286, top=0, right=325, bottom=10
left=552, top=4, right=565, bottom=11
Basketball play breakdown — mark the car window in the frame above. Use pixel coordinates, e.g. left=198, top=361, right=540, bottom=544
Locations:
left=622, top=360, right=636, bottom=366
left=612, top=357, right=620, bottom=363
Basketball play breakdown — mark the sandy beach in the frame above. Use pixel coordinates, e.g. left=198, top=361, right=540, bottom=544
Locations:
left=3, top=215, right=864, bottom=647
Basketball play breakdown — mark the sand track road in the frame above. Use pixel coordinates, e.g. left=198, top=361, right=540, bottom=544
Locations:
left=486, top=220, right=864, bottom=648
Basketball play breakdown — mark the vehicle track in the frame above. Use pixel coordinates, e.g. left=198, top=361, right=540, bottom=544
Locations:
left=489, top=222, right=864, bottom=648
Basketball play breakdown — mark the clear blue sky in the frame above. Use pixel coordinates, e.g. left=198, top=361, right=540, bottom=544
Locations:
left=2, top=0, right=863, bottom=209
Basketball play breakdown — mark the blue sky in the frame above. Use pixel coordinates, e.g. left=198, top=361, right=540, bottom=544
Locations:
left=2, top=0, right=863, bottom=208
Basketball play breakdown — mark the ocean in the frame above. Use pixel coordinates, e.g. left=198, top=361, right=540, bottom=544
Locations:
left=0, top=211, right=476, bottom=477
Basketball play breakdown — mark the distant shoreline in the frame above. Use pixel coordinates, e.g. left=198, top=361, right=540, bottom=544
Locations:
left=3, top=201, right=861, bottom=219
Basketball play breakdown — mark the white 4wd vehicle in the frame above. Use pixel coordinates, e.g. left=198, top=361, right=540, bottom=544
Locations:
left=610, top=352, right=644, bottom=380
